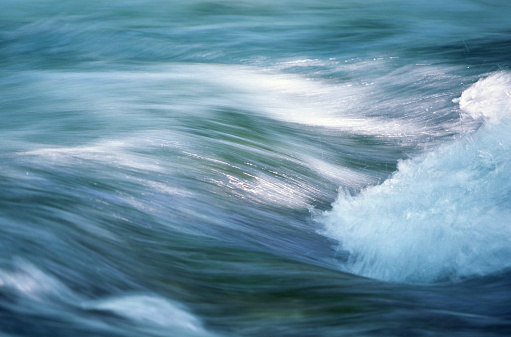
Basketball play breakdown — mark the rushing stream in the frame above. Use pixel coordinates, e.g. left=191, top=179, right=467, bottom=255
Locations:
left=1, top=1, right=511, bottom=336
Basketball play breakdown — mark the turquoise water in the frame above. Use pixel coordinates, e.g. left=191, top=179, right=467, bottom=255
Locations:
left=1, top=1, right=511, bottom=336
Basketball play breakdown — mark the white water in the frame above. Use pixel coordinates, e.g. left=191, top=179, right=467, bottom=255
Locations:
left=0, top=259, right=210, bottom=336
left=319, top=72, right=511, bottom=283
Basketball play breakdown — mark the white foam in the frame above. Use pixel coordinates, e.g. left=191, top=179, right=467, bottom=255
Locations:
left=318, top=72, right=511, bottom=283
left=86, top=294, right=205, bottom=333
left=0, top=261, right=209, bottom=334
left=298, top=154, right=377, bottom=188
left=24, top=62, right=462, bottom=143
left=458, top=72, right=511, bottom=126
left=0, top=259, right=77, bottom=303
left=221, top=65, right=424, bottom=136
left=21, top=139, right=166, bottom=172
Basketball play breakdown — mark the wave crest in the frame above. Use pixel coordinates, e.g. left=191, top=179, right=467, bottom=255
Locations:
left=318, top=72, right=511, bottom=283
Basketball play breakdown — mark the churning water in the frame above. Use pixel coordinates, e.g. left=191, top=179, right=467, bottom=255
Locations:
left=1, top=1, right=511, bottom=336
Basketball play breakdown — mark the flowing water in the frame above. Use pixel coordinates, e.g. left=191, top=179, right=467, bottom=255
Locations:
left=1, top=1, right=511, bottom=336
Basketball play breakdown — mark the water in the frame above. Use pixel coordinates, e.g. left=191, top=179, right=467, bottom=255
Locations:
left=1, top=1, right=511, bottom=336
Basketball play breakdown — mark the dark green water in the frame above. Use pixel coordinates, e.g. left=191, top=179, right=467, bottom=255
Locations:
left=2, top=1, right=511, bottom=336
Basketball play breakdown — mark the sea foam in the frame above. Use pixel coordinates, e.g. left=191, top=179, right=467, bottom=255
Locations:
left=319, top=72, right=511, bottom=283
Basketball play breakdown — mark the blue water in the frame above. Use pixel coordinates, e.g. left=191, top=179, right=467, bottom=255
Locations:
left=1, top=1, right=511, bottom=336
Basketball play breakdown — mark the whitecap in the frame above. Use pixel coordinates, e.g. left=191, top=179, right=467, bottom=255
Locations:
left=318, top=72, right=511, bottom=283
left=85, top=294, right=206, bottom=333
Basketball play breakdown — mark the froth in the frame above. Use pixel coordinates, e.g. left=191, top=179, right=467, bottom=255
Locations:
left=458, top=72, right=511, bottom=125
left=318, top=72, right=511, bottom=284
left=86, top=295, right=206, bottom=333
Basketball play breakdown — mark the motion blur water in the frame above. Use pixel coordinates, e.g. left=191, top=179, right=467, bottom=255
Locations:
left=1, top=0, right=511, bottom=336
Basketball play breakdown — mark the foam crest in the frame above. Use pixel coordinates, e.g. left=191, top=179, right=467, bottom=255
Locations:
left=0, top=259, right=77, bottom=303
left=0, top=261, right=209, bottom=334
left=318, top=72, right=511, bottom=283
left=224, top=65, right=425, bottom=137
left=20, top=62, right=461, bottom=144
left=458, top=72, right=511, bottom=125
left=86, top=295, right=206, bottom=333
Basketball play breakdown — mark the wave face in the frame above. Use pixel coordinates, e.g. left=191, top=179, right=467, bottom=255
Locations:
left=319, top=72, right=511, bottom=283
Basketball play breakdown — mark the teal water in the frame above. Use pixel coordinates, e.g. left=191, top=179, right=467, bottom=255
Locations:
left=2, top=1, right=511, bottom=336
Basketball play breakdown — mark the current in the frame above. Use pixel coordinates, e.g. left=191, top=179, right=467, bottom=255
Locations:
left=1, top=1, right=511, bottom=336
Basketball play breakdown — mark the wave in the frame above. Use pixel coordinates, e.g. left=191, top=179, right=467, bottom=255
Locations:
left=318, top=72, right=511, bottom=284
left=9, top=62, right=458, bottom=210
left=0, top=258, right=211, bottom=336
